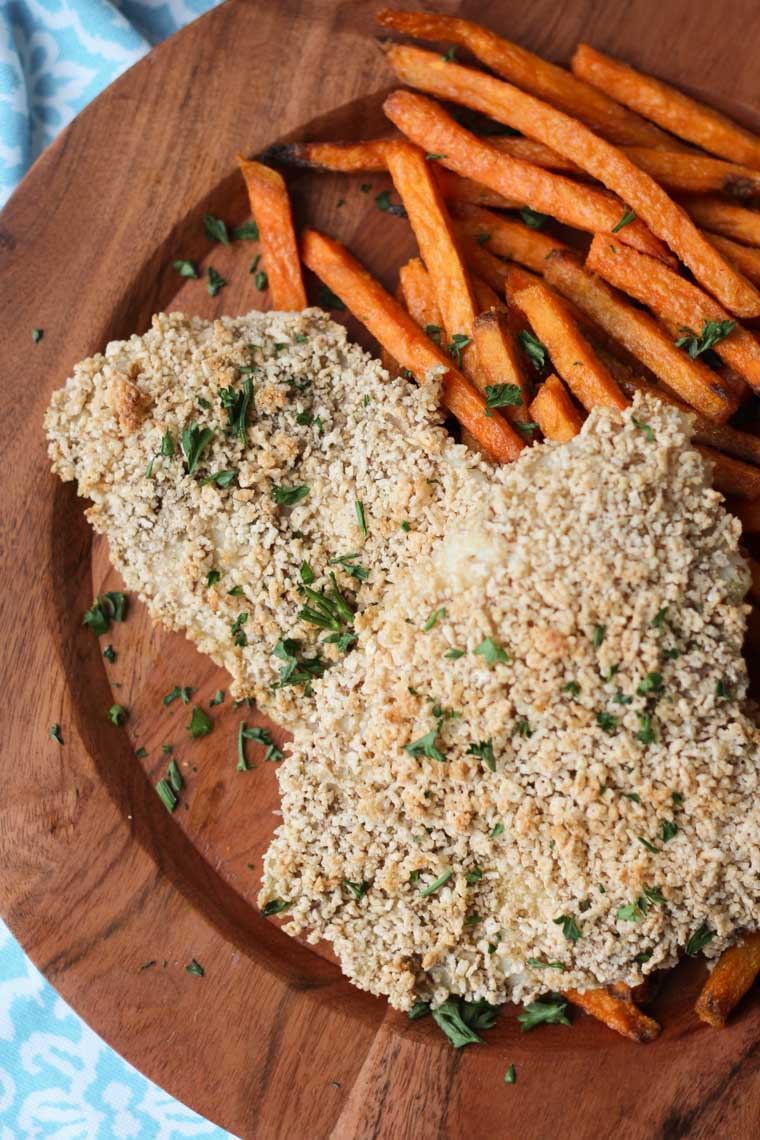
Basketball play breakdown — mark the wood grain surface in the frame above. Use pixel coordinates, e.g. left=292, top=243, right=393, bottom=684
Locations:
left=1, top=1, right=760, bottom=1136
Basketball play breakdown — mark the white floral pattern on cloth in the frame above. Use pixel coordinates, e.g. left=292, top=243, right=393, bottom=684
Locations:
left=0, top=920, right=238, bottom=1137
left=0, top=0, right=221, bottom=205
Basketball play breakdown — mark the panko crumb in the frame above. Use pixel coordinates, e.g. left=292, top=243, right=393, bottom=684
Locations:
left=45, top=308, right=491, bottom=724
left=260, top=396, right=760, bottom=1011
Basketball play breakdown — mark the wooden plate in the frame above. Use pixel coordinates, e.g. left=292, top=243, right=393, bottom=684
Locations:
left=2, top=1, right=760, bottom=1135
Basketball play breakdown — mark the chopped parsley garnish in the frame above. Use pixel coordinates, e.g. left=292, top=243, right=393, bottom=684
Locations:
left=467, top=738, right=495, bottom=771
left=186, top=958, right=205, bottom=977
left=233, top=220, right=260, bottom=241
left=638, top=836, right=659, bottom=854
left=553, top=914, right=582, bottom=942
left=209, top=689, right=225, bottom=706
left=207, top=569, right=221, bottom=587
left=355, top=500, right=367, bottom=537
left=476, top=232, right=491, bottom=245
left=474, top=636, right=509, bottom=665
left=231, top=611, right=249, bottom=647
left=592, top=624, right=606, bottom=648
left=527, top=958, right=564, bottom=970
left=163, top=685, right=193, bottom=706
left=448, top=333, right=472, bottom=368
left=441, top=45, right=456, bottom=62
left=660, top=819, right=678, bottom=842
left=617, top=901, right=644, bottom=923
left=405, top=727, right=446, bottom=762
left=272, top=483, right=310, bottom=506
left=423, top=607, right=447, bottom=631
left=518, top=999, right=570, bottom=1032
left=635, top=714, right=656, bottom=745
left=135, top=747, right=148, bottom=759
left=465, top=914, right=484, bottom=926
left=408, top=1001, right=430, bottom=1020
left=515, top=717, right=533, bottom=738
left=431, top=1000, right=486, bottom=1047
left=32, top=327, right=43, bottom=343
left=271, top=637, right=328, bottom=692
left=162, top=744, right=173, bottom=754
left=295, top=411, right=313, bottom=426
left=675, top=319, right=736, bottom=359
left=238, top=722, right=283, bottom=769
left=254, top=270, right=268, bottom=291
left=685, top=923, right=715, bottom=956
left=219, top=376, right=253, bottom=443
left=207, top=266, right=226, bottom=296
left=343, top=879, right=370, bottom=901
left=520, top=207, right=548, bottom=229
left=300, top=560, right=315, bottom=585
left=715, top=679, right=733, bottom=699
left=298, top=573, right=355, bottom=639
left=651, top=606, right=668, bottom=628
left=167, top=759, right=183, bottom=792
left=612, top=207, right=636, bottom=233
left=172, top=259, right=199, bottom=278
left=505, top=1065, right=516, bottom=1084
left=180, top=422, right=215, bottom=474
left=484, top=383, right=523, bottom=417
left=200, top=468, right=238, bottom=487
left=425, top=324, right=442, bottom=345
left=562, top=681, right=580, bottom=697
left=329, top=553, right=369, bottom=582
left=465, top=866, right=483, bottom=884
left=318, top=284, right=346, bottom=310
left=491, top=822, right=504, bottom=839
left=631, top=416, right=654, bottom=442
left=156, top=778, right=177, bottom=812
left=50, top=724, right=63, bottom=745
left=187, top=706, right=212, bottom=738
left=83, top=592, right=128, bottom=635
left=445, top=648, right=465, bottom=659
left=643, top=885, right=666, bottom=905
left=374, top=189, right=394, bottom=212
left=261, top=899, right=291, bottom=918
left=637, top=671, right=663, bottom=696
left=108, top=704, right=127, bottom=726
left=519, top=330, right=548, bottom=370
left=203, top=214, right=229, bottom=244
left=596, top=711, right=618, bottom=733
left=360, top=183, right=372, bottom=194
left=228, top=585, right=244, bottom=596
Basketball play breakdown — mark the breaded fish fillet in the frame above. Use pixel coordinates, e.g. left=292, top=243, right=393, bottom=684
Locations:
left=46, top=308, right=490, bottom=723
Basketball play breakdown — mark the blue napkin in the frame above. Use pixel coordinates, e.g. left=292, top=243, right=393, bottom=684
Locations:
left=1, top=8, right=237, bottom=1133
left=0, top=0, right=220, bottom=206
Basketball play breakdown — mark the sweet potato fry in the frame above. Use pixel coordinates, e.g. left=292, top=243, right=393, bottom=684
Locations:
left=695, top=933, right=760, bottom=1028
left=529, top=374, right=584, bottom=441
left=491, top=135, right=583, bottom=174
left=435, top=168, right=520, bottom=210
left=398, top=257, right=443, bottom=332
left=564, top=984, right=661, bottom=1042
left=383, top=48, right=760, bottom=317
left=544, top=252, right=737, bottom=422
left=705, top=233, right=760, bottom=286
left=697, top=446, right=760, bottom=499
left=451, top=202, right=569, bottom=272
left=382, top=88, right=672, bottom=263
left=471, top=276, right=502, bottom=313
left=729, top=497, right=760, bottom=532
left=586, top=235, right=760, bottom=391
left=376, top=8, right=673, bottom=147
left=385, top=141, right=485, bottom=387
left=263, top=139, right=391, bottom=172
left=472, top=309, right=531, bottom=423
left=237, top=156, right=306, bottom=311
left=300, top=228, right=525, bottom=462
left=572, top=43, right=760, bottom=169
left=622, top=148, right=760, bottom=200
left=457, top=234, right=508, bottom=295
left=681, top=197, right=760, bottom=247
left=512, top=279, right=627, bottom=411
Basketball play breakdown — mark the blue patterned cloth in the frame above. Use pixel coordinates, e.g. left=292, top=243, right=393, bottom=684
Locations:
left=1, top=9, right=235, bottom=1134
left=0, top=0, right=222, bottom=206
